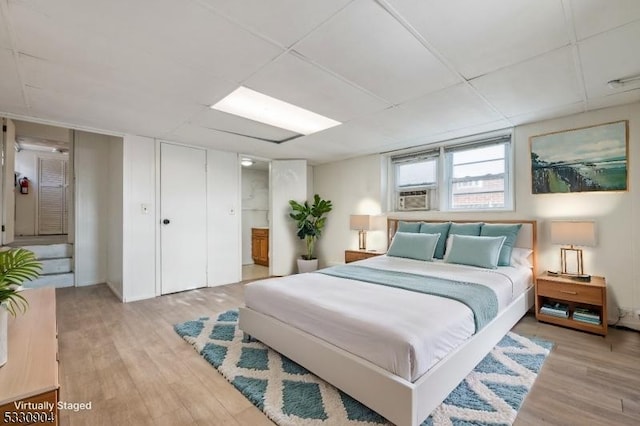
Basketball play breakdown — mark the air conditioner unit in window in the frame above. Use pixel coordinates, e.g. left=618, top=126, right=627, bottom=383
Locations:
left=398, top=190, right=429, bottom=211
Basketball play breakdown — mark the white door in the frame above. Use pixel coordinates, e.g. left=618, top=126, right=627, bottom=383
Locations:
left=160, top=143, right=208, bottom=294
left=270, top=160, right=308, bottom=276
left=1, top=118, right=15, bottom=244
left=38, top=157, right=67, bottom=235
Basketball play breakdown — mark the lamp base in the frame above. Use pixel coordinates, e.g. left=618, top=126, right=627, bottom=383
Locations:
left=358, top=230, right=367, bottom=251
left=547, top=270, right=592, bottom=282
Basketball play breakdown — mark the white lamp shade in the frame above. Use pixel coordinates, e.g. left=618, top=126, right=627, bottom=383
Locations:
left=550, top=221, right=596, bottom=247
left=350, top=215, right=386, bottom=231
left=350, top=215, right=372, bottom=231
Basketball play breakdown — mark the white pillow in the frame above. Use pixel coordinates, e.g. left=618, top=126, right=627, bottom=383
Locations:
left=510, top=247, right=533, bottom=268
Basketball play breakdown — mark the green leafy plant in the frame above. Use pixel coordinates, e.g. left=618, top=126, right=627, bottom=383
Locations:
left=289, top=194, right=333, bottom=260
left=0, top=248, right=42, bottom=316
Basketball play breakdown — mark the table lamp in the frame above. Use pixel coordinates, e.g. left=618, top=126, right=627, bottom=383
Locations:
left=550, top=220, right=596, bottom=280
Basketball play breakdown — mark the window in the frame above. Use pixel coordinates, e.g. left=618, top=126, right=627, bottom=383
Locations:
left=392, top=151, right=439, bottom=211
left=390, top=133, right=512, bottom=212
left=446, top=140, right=510, bottom=210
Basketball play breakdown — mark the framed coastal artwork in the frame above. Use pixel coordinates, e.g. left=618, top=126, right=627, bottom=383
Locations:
left=530, top=120, right=628, bottom=194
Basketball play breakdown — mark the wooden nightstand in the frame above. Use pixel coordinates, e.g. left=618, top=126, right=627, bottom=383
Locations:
left=345, top=250, right=385, bottom=263
left=535, top=272, right=607, bottom=335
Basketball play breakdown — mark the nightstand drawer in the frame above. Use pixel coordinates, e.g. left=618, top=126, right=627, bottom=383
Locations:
left=345, top=250, right=383, bottom=263
left=537, top=279, right=603, bottom=305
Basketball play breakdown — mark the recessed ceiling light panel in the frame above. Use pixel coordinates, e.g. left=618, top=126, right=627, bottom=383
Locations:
left=211, top=86, right=341, bottom=135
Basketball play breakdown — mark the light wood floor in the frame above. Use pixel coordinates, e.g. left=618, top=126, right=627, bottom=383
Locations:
left=241, top=264, right=269, bottom=281
left=56, top=283, right=640, bottom=426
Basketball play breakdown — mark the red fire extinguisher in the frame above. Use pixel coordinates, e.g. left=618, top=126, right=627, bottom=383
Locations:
left=18, top=177, right=29, bottom=195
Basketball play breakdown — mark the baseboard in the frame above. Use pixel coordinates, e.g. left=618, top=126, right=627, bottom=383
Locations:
left=106, top=281, right=124, bottom=302
left=616, top=308, right=640, bottom=331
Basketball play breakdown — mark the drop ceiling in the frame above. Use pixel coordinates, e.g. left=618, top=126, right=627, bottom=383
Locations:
left=1, top=0, right=639, bottom=164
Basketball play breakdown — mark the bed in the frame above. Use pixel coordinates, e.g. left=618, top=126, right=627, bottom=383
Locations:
left=239, top=219, right=537, bottom=426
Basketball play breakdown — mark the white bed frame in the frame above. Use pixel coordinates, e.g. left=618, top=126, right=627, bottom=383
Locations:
left=239, top=219, right=537, bottom=426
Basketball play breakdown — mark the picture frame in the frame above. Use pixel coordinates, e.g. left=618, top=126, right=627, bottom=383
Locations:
left=530, top=120, right=628, bottom=194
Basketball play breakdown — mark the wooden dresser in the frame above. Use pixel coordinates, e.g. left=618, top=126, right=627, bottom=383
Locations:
left=251, top=227, right=269, bottom=267
left=0, top=287, right=59, bottom=425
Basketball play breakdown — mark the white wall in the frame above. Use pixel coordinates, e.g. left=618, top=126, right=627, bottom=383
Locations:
left=241, top=168, right=269, bottom=265
left=208, top=150, right=242, bottom=286
left=314, top=102, right=640, bottom=321
left=313, top=154, right=388, bottom=267
left=14, top=120, right=71, bottom=143
left=122, top=135, right=156, bottom=302
left=107, top=137, right=124, bottom=299
left=74, top=130, right=110, bottom=286
left=14, top=150, right=68, bottom=236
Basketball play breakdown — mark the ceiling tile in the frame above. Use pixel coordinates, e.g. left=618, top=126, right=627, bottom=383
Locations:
left=579, top=20, right=640, bottom=99
left=295, top=0, right=458, bottom=104
left=25, top=78, right=205, bottom=137
left=167, top=123, right=286, bottom=158
left=0, top=48, right=26, bottom=110
left=190, top=109, right=300, bottom=142
left=586, top=90, right=640, bottom=111
left=353, top=84, right=503, bottom=141
left=299, top=120, right=395, bottom=155
left=11, top=0, right=283, bottom=84
left=507, top=101, right=586, bottom=127
left=571, top=0, right=640, bottom=40
left=377, top=119, right=513, bottom=154
left=389, top=0, right=569, bottom=79
left=0, top=5, right=12, bottom=49
left=198, top=0, right=352, bottom=48
left=471, top=47, right=584, bottom=117
left=244, top=52, right=389, bottom=122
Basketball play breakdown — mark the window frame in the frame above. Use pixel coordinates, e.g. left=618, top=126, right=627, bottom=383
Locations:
left=388, top=132, right=514, bottom=212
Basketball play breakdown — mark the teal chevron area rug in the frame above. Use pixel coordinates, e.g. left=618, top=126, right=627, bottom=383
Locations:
left=175, top=310, right=552, bottom=426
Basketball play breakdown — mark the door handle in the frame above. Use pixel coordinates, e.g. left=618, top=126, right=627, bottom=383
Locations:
left=162, top=219, right=171, bottom=225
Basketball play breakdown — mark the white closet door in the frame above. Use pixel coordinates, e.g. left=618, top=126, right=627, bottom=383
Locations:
left=38, top=158, right=66, bottom=235
left=160, top=143, right=208, bottom=294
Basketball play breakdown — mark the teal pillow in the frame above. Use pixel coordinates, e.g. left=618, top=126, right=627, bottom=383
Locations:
left=397, top=221, right=421, bottom=233
left=445, top=234, right=506, bottom=269
left=420, top=222, right=451, bottom=259
left=387, top=232, right=440, bottom=261
left=480, top=223, right=522, bottom=266
left=449, top=222, right=483, bottom=236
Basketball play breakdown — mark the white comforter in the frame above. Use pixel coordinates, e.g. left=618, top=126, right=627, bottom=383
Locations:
left=244, top=255, right=531, bottom=382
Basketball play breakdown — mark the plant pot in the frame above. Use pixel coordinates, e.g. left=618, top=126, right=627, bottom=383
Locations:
left=0, top=307, right=7, bottom=367
left=297, top=258, right=319, bottom=273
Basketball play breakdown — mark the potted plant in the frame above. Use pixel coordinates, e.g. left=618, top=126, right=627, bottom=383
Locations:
left=289, top=194, right=333, bottom=273
left=0, top=248, right=42, bottom=367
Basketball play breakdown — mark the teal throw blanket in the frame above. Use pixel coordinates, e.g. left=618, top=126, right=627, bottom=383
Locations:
left=317, top=265, right=498, bottom=331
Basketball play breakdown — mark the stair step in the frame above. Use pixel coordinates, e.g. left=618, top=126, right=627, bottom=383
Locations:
left=18, top=244, right=73, bottom=260
left=40, top=258, right=73, bottom=275
left=25, top=272, right=74, bottom=289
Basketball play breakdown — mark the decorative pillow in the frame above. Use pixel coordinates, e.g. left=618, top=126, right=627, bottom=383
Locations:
left=444, top=234, right=506, bottom=269
left=387, top=232, right=440, bottom=261
left=397, top=221, right=421, bottom=233
left=420, top=222, right=451, bottom=259
left=510, top=247, right=533, bottom=268
left=480, top=223, right=522, bottom=266
left=449, top=222, right=483, bottom=236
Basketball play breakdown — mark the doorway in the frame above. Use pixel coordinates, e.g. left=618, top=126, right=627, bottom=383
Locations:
left=11, top=120, right=73, bottom=245
left=241, top=157, right=270, bottom=281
